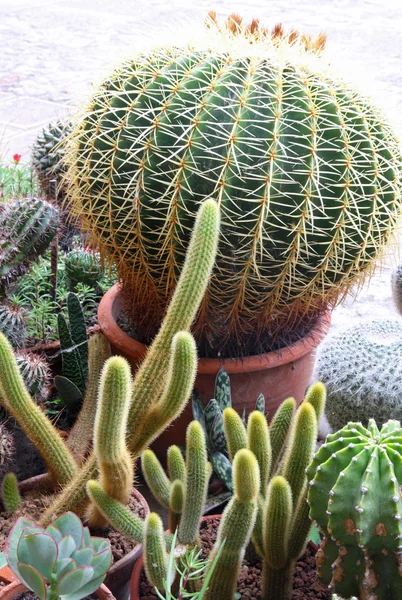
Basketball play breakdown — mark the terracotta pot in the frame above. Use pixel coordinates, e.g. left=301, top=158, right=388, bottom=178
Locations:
left=0, top=473, right=149, bottom=600
left=129, top=514, right=319, bottom=600
left=98, top=284, right=331, bottom=454
left=0, top=579, right=115, bottom=600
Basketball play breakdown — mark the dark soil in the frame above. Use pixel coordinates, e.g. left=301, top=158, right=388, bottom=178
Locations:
left=1, top=420, right=46, bottom=482
left=0, top=486, right=146, bottom=565
left=139, top=517, right=331, bottom=600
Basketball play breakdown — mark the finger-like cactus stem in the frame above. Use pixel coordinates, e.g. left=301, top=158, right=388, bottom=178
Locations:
left=269, top=397, right=296, bottom=475
left=144, top=513, right=173, bottom=590
left=0, top=332, right=77, bottom=485
left=205, top=449, right=260, bottom=600
left=142, top=450, right=171, bottom=509
left=1, top=472, right=22, bottom=513
left=178, top=421, right=209, bottom=545
left=247, top=411, right=271, bottom=495
left=169, top=479, right=184, bottom=533
left=167, top=446, right=185, bottom=482
left=223, top=408, right=247, bottom=462
left=303, top=382, right=326, bottom=425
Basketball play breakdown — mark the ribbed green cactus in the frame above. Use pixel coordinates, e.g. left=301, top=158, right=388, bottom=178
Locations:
left=64, top=249, right=103, bottom=292
left=0, top=303, right=26, bottom=349
left=307, top=418, right=402, bottom=599
left=87, top=356, right=133, bottom=526
left=0, top=198, right=59, bottom=293
left=32, top=120, right=72, bottom=202
left=16, top=352, right=51, bottom=402
left=204, top=449, right=260, bottom=600
left=316, top=320, right=402, bottom=430
left=64, top=14, right=402, bottom=356
left=40, top=198, right=219, bottom=524
left=1, top=472, right=22, bottom=513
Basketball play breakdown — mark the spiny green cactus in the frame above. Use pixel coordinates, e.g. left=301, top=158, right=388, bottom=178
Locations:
left=64, top=249, right=103, bottom=292
left=39, top=198, right=219, bottom=524
left=1, top=472, right=22, bottom=513
left=16, top=352, right=51, bottom=402
left=0, top=198, right=59, bottom=293
left=204, top=449, right=260, bottom=600
left=0, top=302, right=26, bottom=349
left=143, top=512, right=172, bottom=590
left=316, top=320, right=402, bottom=430
left=87, top=356, right=133, bottom=526
left=0, top=422, right=14, bottom=475
left=307, top=418, right=402, bottom=599
left=64, top=13, right=402, bottom=357
left=32, top=120, right=72, bottom=201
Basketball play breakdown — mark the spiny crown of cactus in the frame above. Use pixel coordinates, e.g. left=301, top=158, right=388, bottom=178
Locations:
left=316, top=320, right=402, bottom=431
left=16, top=352, right=51, bottom=402
left=64, top=13, right=402, bottom=356
left=0, top=197, right=59, bottom=292
left=32, top=120, right=72, bottom=201
left=0, top=302, right=26, bottom=349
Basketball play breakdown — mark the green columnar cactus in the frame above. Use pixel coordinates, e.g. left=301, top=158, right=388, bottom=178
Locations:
left=269, top=397, right=296, bottom=474
left=0, top=332, right=77, bottom=485
left=40, top=198, right=219, bottom=524
left=64, top=14, right=402, bottom=357
left=143, top=513, right=171, bottom=590
left=64, top=249, right=103, bottom=292
left=316, top=320, right=402, bottom=430
left=307, top=418, right=402, bottom=599
left=0, top=198, right=59, bottom=293
left=204, top=449, right=260, bottom=600
left=0, top=303, right=26, bottom=349
left=1, top=472, right=22, bottom=513
left=66, top=332, right=111, bottom=463
left=87, top=356, right=134, bottom=526
left=16, top=352, right=51, bottom=402
left=32, top=120, right=72, bottom=201
left=224, top=408, right=248, bottom=462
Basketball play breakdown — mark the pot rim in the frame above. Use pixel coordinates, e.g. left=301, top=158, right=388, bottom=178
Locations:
left=0, top=580, right=115, bottom=600
left=98, top=283, right=331, bottom=375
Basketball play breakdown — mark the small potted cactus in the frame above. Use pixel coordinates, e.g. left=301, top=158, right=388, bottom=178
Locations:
left=65, top=13, right=402, bottom=438
left=0, top=512, right=114, bottom=600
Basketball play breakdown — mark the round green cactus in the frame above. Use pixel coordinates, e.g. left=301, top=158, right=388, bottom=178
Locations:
left=316, top=320, right=402, bottom=430
left=32, top=120, right=72, bottom=201
left=64, top=248, right=103, bottom=292
left=64, top=15, right=402, bottom=355
left=307, top=419, right=402, bottom=599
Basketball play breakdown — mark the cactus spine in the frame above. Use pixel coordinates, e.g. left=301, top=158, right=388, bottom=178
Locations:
left=40, top=198, right=219, bottom=524
left=1, top=472, right=22, bottom=513
left=307, top=418, right=402, bottom=599
left=65, top=14, right=402, bottom=356
left=0, top=303, right=26, bottom=349
left=204, top=449, right=260, bottom=600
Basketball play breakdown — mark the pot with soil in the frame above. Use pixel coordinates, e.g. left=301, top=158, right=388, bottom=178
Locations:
left=0, top=473, right=149, bottom=600
left=129, top=516, right=329, bottom=600
left=98, top=284, right=331, bottom=453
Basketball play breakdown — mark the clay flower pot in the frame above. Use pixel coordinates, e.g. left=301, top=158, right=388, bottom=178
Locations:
left=0, top=580, right=115, bottom=600
left=98, top=284, right=331, bottom=454
left=0, top=473, right=149, bottom=600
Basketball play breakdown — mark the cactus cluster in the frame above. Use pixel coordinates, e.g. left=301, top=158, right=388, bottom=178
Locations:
left=0, top=198, right=59, bottom=293
left=0, top=199, right=220, bottom=527
left=0, top=302, right=26, bottom=349
left=307, top=418, right=402, bottom=599
left=64, top=13, right=402, bottom=356
left=316, top=320, right=402, bottom=430
left=3, top=512, right=111, bottom=600
left=64, top=249, right=103, bottom=292
left=32, top=120, right=72, bottom=202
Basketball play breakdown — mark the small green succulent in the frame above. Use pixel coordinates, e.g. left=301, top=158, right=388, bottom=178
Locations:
left=2, top=511, right=111, bottom=600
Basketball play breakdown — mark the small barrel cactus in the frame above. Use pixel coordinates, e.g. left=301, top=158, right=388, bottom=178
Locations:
left=32, top=120, right=72, bottom=201
left=316, top=320, right=402, bottom=430
left=307, top=419, right=402, bottom=599
left=3, top=512, right=111, bottom=600
left=16, top=352, right=51, bottom=402
left=0, top=302, right=26, bottom=349
left=64, top=248, right=103, bottom=292
left=64, top=14, right=402, bottom=355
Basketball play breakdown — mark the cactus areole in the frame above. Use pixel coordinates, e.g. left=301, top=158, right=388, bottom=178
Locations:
left=65, top=15, right=402, bottom=356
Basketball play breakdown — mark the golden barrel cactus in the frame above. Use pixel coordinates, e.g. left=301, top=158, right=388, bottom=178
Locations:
left=64, top=14, right=402, bottom=356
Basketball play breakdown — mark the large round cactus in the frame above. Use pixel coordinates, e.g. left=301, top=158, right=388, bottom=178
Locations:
left=64, top=14, right=402, bottom=355
left=307, top=419, right=402, bottom=599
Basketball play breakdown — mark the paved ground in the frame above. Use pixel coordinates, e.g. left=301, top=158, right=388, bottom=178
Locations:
left=1, top=0, right=402, bottom=328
